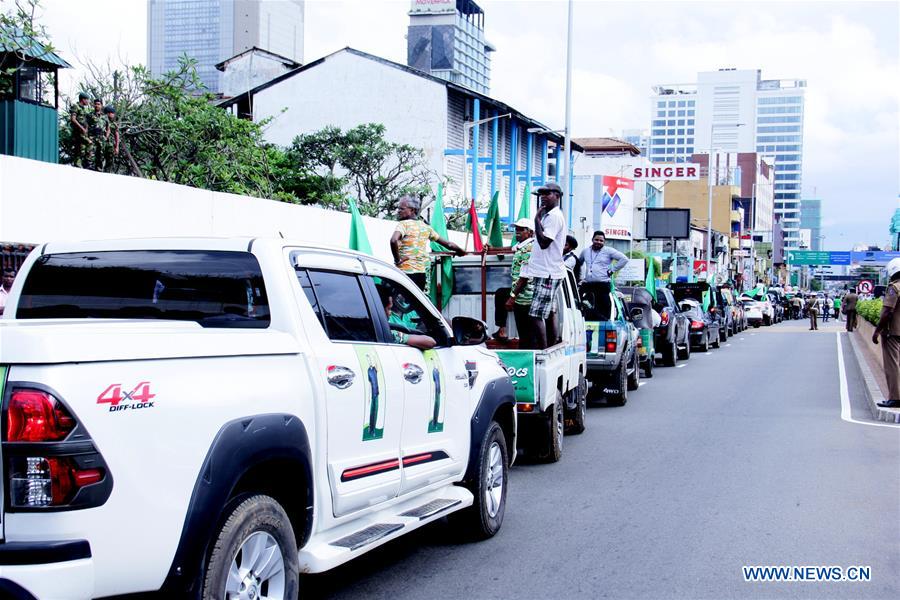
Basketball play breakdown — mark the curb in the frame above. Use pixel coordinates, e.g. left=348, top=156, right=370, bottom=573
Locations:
left=847, top=332, right=900, bottom=424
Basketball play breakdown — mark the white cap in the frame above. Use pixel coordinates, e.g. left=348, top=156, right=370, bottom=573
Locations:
left=887, top=257, right=900, bottom=280
left=513, top=218, right=533, bottom=230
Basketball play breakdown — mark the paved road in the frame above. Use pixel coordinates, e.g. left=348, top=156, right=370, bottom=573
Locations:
left=306, top=318, right=899, bottom=600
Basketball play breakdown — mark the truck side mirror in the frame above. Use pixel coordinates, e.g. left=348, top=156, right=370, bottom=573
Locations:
left=452, top=316, right=488, bottom=346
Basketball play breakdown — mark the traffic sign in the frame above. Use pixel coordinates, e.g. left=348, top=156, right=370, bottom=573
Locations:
left=857, top=280, right=874, bottom=294
left=786, top=250, right=830, bottom=265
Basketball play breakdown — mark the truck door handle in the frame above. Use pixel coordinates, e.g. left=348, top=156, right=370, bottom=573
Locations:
left=327, top=365, right=355, bottom=389
left=403, top=363, right=424, bottom=384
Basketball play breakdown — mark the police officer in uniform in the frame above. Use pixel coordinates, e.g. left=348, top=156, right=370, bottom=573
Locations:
left=873, top=258, right=900, bottom=408
left=805, top=294, right=818, bottom=330
left=68, top=92, right=91, bottom=168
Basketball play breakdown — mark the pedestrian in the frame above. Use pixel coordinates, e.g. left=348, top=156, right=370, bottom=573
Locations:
left=390, top=195, right=466, bottom=292
left=873, top=258, right=900, bottom=408
left=833, top=295, right=841, bottom=321
left=68, top=92, right=91, bottom=168
left=821, top=295, right=830, bottom=322
left=843, top=289, right=859, bottom=332
left=86, top=98, right=107, bottom=171
left=501, top=218, right=535, bottom=349
left=512, top=183, right=566, bottom=350
left=805, top=294, right=818, bottom=330
left=102, top=105, right=120, bottom=174
left=578, top=230, right=628, bottom=320
left=0, top=268, right=15, bottom=316
left=563, top=235, right=581, bottom=277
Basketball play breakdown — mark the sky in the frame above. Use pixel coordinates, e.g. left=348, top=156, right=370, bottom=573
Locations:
left=32, top=0, right=900, bottom=250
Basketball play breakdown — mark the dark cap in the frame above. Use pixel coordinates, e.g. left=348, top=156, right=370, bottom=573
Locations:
left=78, top=92, right=89, bottom=100
left=532, top=182, right=563, bottom=196
left=103, top=105, right=116, bottom=114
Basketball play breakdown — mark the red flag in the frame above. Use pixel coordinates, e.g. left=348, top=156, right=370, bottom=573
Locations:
left=468, top=199, right=484, bottom=253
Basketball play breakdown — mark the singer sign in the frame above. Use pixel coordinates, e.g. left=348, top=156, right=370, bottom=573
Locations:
left=630, top=164, right=700, bottom=181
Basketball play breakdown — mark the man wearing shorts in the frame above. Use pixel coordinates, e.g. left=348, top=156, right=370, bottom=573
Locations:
left=510, top=182, right=566, bottom=349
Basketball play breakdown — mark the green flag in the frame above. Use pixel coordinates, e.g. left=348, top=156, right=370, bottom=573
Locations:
left=348, top=198, right=372, bottom=255
left=429, top=184, right=454, bottom=310
left=702, top=285, right=711, bottom=312
left=644, top=258, right=656, bottom=298
left=517, top=183, right=531, bottom=221
left=484, top=191, right=504, bottom=247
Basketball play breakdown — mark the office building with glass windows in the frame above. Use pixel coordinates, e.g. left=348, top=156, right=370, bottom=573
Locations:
left=147, top=0, right=305, bottom=95
left=649, top=69, right=806, bottom=249
left=407, top=0, right=495, bottom=94
left=800, top=199, right=823, bottom=250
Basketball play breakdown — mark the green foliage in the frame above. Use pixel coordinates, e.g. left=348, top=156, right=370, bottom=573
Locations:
left=287, top=123, right=433, bottom=217
left=857, top=299, right=882, bottom=326
left=0, top=0, right=55, bottom=97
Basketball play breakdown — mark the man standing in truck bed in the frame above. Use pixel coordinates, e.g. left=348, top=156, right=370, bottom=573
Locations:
left=510, top=183, right=566, bottom=350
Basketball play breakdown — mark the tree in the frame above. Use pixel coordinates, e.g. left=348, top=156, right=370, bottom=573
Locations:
left=286, top=123, right=434, bottom=217
left=60, top=57, right=284, bottom=198
left=1, top=0, right=55, bottom=99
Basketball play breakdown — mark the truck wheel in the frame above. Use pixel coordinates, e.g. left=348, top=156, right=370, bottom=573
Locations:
left=713, top=333, right=721, bottom=349
left=565, top=374, right=587, bottom=435
left=608, top=360, right=628, bottom=406
left=539, top=392, right=564, bottom=463
left=454, top=421, right=508, bottom=540
left=643, top=354, right=654, bottom=378
left=701, top=333, right=710, bottom=352
left=202, top=494, right=299, bottom=600
left=677, top=336, right=690, bottom=360
left=627, top=352, right=640, bottom=391
left=720, top=327, right=728, bottom=342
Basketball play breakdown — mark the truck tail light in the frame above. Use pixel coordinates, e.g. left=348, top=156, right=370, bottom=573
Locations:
left=7, top=389, right=76, bottom=442
left=691, top=320, right=705, bottom=330
left=605, top=331, right=617, bottom=353
left=660, top=310, right=670, bottom=327
left=4, top=386, right=112, bottom=510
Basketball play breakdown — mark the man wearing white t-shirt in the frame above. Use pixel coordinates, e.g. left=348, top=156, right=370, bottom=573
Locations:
left=509, top=182, right=566, bottom=349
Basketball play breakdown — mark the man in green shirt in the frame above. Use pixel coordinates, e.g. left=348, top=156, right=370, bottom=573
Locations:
left=502, top=218, right=536, bottom=349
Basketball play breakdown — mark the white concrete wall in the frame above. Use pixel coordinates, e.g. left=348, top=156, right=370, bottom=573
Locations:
left=253, top=50, right=448, bottom=188
left=0, top=156, right=468, bottom=262
left=222, top=52, right=295, bottom=98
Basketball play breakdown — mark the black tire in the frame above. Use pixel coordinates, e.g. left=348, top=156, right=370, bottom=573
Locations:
left=538, top=391, right=564, bottom=462
left=565, top=374, right=587, bottom=435
left=454, top=421, right=508, bottom=540
left=643, top=355, right=654, bottom=378
left=712, top=331, right=721, bottom=349
left=627, top=352, right=640, bottom=391
left=608, top=359, right=628, bottom=406
left=701, top=332, right=710, bottom=352
left=720, top=325, right=728, bottom=342
left=677, top=334, right=690, bottom=360
left=201, top=495, right=299, bottom=600
left=664, top=338, right=678, bottom=366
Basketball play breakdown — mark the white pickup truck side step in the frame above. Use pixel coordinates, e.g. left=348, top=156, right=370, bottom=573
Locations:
left=399, top=498, right=461, bottom=520
left=330, top=523, right=404, bottom=551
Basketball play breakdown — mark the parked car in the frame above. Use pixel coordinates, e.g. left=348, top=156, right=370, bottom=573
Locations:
left=671, top=282, right=726, bottom=342
left=742, top=294, right=775, bottom=325
left=741, top=297, right=765, bottom=327
left=0, top=238, right=517, bottom=599
left=653, top=286, right=691, bottom=365
left=679, top=299, right=721, bottom=351
left=718, top=285, right=744, bottom=334
left=445, top=254, right=587, bottom=460
left=620, top=285, right=657, bottom=378
left=583, top=290, right=641, bottom=406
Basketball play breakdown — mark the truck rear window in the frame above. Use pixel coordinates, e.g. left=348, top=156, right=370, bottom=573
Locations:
left=453, top=265, right=511, bottom=294
left=16, top=250, right=270, bottom=328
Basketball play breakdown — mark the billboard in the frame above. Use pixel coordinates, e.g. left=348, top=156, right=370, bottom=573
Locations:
left=645, top=208, right=690, bottom=239
left=409, top=0, right=456, bottom=14
left=630, top=164, right=700, bottom=181
left=593, top=176, right=635, bottom=241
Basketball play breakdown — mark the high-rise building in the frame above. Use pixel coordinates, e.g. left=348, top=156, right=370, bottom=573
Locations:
left=407, top=0, right=494, bottom=94
left=148, top=0, right=305, bottom=95
left=649, top=69, right=806, bottom=248
left=620, top=129, right=649, bottom=157
left=800, top=198, right=823, bottom=250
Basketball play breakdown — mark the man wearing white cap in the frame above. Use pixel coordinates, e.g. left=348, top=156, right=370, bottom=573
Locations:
left=495, top=218, right=536, bottom=348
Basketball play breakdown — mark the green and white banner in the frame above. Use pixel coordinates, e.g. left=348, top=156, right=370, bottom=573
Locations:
left=496, top=350, right=535, bottom=404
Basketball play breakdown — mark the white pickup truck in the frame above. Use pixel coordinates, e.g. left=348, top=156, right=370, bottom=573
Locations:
left=0, top=238, right=516, bottom=600
left=441, top=252, right=587, bottom=463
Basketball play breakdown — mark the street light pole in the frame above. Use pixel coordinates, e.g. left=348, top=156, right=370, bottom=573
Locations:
left=562, top=0, right=574, bottom=214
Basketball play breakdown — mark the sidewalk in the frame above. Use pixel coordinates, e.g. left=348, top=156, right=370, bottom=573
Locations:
left=845, top=318, right=900, bottom=424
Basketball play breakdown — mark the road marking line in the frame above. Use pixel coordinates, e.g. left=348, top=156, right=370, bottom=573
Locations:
left=676, top=364, right=686, bottom=368
left=836, top=332, right=898, bottom=429
left=726, top=343, right=732, bottom=347
left=739, top=337, right=745, bottom=340
left=638, top=382, right=647, bottom=387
